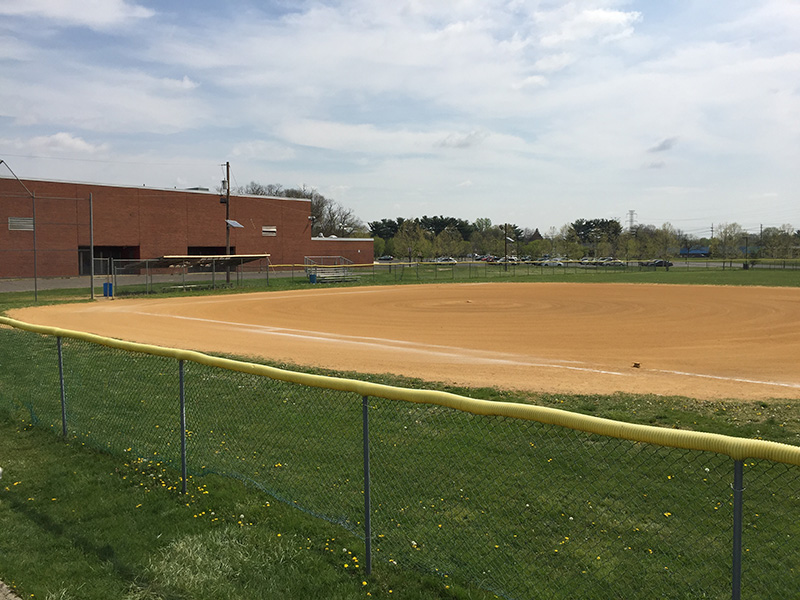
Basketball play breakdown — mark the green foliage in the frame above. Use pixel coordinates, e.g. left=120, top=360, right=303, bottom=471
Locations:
left=569, top=218, right=622, bottom=245
left=0, top=419, right=493, bottom=600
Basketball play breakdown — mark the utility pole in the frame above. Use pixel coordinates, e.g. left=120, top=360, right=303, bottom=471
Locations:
left=225, top=161, right=231, bottom=283
left=504, top=223, right=509, bottom=272
left=225, top=161, right=231, bottom=256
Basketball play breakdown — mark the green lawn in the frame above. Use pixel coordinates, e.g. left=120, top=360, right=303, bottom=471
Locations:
left=7, top=260, right=797, bottom=304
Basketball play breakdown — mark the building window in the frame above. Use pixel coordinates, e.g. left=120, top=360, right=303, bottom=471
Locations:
left=262, top=226, right=277, bottom=237
left=8, top=217, right=33, bottom=231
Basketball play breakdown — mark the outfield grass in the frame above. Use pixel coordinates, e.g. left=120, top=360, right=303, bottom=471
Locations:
left=0, top=417, right=499, bottom=600
left=7, top=260, right=797, bottom=303
left=1, top=273, right=799, bottom=599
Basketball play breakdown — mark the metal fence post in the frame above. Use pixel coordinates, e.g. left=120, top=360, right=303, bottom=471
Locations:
left=362, top=395, right=372, bottom=575
left=179, top=360, right=188, bottom=495
left=57, top=337, right=67, bottom=438
left=732, top=460, right=744, bottom=600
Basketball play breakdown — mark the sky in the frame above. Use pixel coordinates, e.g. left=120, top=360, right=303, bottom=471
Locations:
left=1, top=0, right=798, bottom=237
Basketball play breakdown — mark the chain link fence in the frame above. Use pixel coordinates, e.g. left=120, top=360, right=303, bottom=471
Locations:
left=1, top=318, right=799, bottom=599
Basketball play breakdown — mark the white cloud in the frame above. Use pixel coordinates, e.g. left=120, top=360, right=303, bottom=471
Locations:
left=158, top=76, right=198, bottom=92
left=0, top=0, right=154, bottom=29
left=532, top=52, right=575, bottom=73
left=231, top=140, right=296, bottom=162
left=2, top=132, right=109, bottom=155
left=536, top=6, right=642, bottom=47
left=436, top=131, right=488, bottom=149
left=2, top=64, right=210, bottom=133
left=511, top=75, right=549, bottom=89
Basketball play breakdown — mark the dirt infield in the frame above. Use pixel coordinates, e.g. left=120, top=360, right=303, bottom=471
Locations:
left=10, top=282, right=800, bottom=400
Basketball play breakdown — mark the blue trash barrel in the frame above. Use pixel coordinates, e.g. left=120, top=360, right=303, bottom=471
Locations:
left=103, top=282, right=113, bottom=296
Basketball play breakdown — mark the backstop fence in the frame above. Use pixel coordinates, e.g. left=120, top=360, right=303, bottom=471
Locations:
left=1, top=316, right=799, bottom=599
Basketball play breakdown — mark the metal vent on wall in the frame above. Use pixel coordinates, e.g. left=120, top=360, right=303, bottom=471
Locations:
left=8, top=217, right=33, bottom=231
left=262, top=226, right=277, bottom=237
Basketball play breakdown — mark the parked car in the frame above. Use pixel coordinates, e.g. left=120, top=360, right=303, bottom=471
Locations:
left=541, top=259, right=564, bottom=267
left=377, top=255, right=394, bottom=262
left=640, top=259, right=673, bottom=267
left=434, top=256, right=457, bottom=263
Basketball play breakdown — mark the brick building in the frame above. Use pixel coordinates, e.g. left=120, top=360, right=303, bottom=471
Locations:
left=0, top=177, right=373, bottom=278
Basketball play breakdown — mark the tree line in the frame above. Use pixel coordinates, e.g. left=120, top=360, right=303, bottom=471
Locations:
left=370, top=217, right=800, bottom=262
left=237, top=182, right=799, bottom=261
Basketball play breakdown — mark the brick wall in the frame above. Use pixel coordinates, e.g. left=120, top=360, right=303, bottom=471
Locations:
left=0, top=177, right=373, bottom=277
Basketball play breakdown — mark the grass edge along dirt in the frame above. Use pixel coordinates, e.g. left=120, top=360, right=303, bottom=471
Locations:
left=3, top=315, right=799, bottom=467
left=3, top=261, right=800, bottom=305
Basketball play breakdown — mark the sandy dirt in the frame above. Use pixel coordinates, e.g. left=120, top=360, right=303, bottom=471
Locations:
left=10, top=282, right=800, bottom=400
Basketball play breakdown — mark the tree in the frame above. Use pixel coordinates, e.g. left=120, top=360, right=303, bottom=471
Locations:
left=651, top=223, right=678, bottom=261
left=435, top=225, right=467, bottom=258
left=394, top=220, right=432, bottom=261
left=237, top=182, right=364, bottom=238
left=236, top=181, right=284, bottom=196
left=368, top=219, right=400, bottom=240
left=711, top=223, right=744, bottom=268
left=311, top=195, right=365, bottom=238
left=469, top=218, right=501, bottom=255
left=569, top=218, right=622, bottom=257
left=419, top=215, right=474, bottom=240
left=759, top=225, right=795, bottom=259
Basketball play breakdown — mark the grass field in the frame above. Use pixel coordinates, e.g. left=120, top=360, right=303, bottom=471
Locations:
left=9, top=260, right=798, bottom=303
left=1, top=270, right=799, bottom=599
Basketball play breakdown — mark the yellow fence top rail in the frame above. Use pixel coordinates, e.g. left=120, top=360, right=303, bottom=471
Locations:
left=3, top=315, right=800, bottom=466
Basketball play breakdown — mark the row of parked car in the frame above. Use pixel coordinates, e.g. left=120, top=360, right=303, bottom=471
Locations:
left=376, top=255, right=674, bottom=267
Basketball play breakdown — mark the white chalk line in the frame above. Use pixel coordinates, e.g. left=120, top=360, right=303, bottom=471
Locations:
left=653, top=369, right=800, bottom=390
left=127, top=310, right=628, bottom=377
